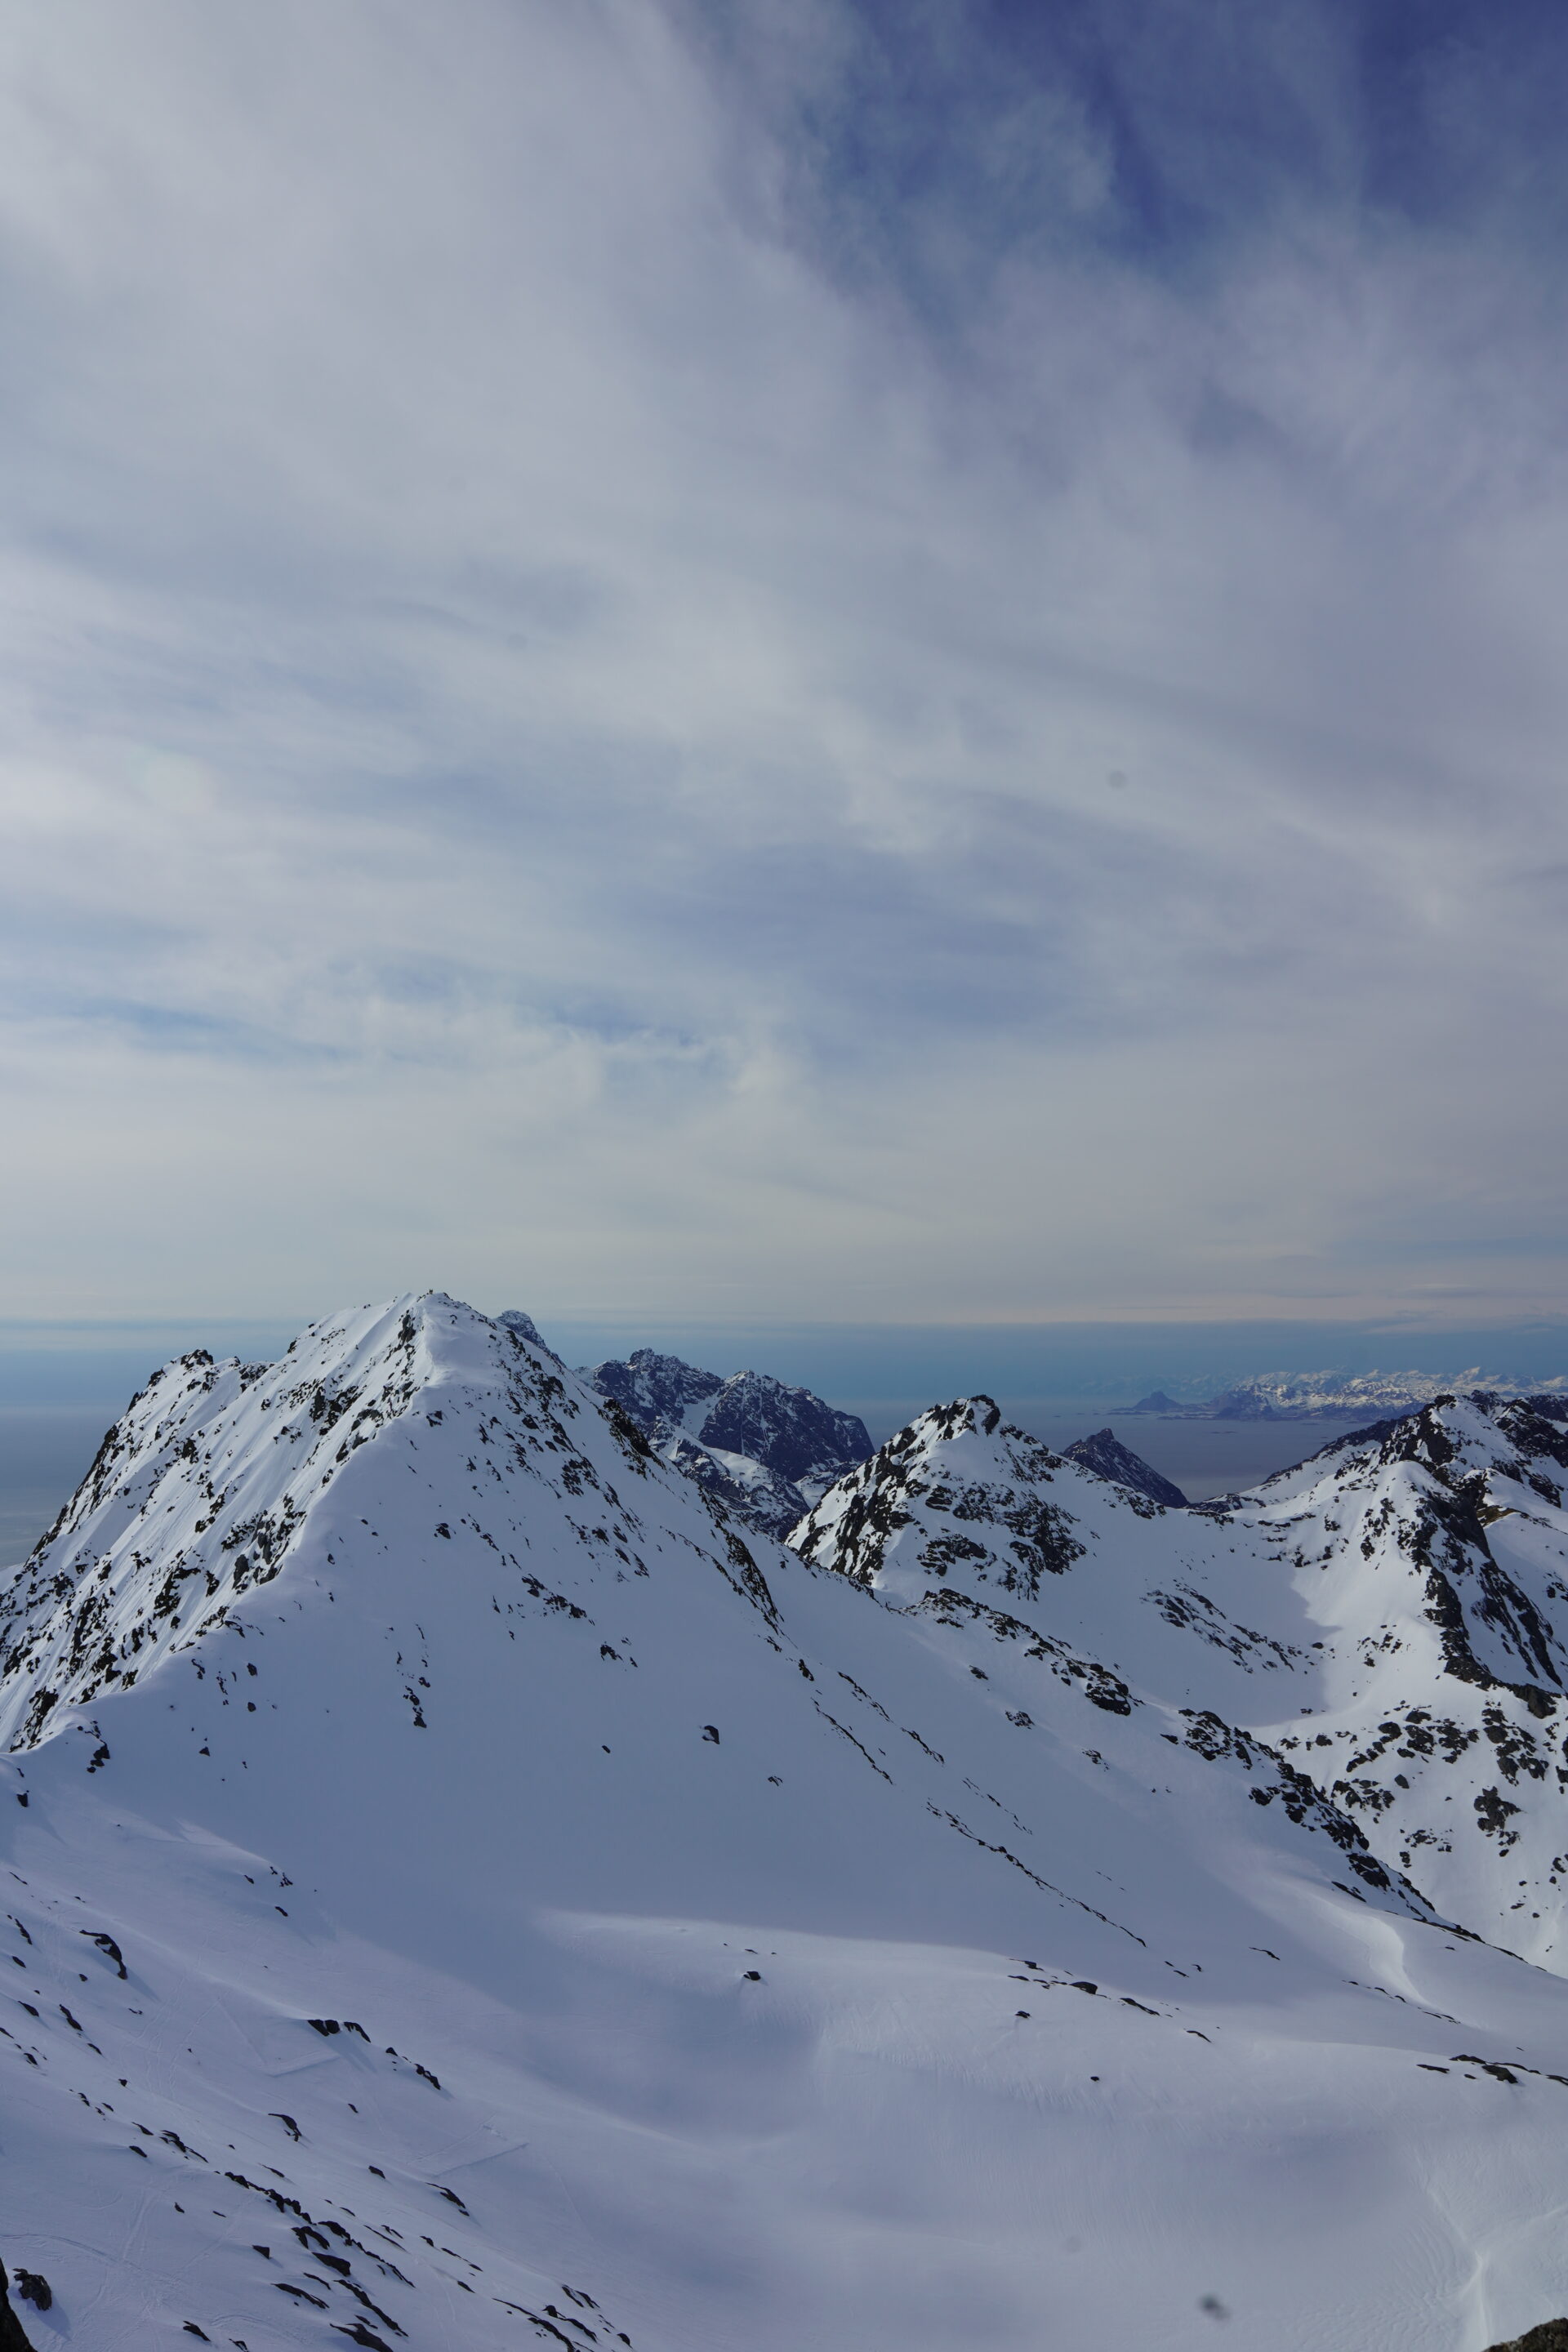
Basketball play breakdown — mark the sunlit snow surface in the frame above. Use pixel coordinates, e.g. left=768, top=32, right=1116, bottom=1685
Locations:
left=5, top=1296, right=1568, bottom=2349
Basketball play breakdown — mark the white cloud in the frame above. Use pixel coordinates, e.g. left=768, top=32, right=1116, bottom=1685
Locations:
left=2, top=0, right=1568, bottom=1326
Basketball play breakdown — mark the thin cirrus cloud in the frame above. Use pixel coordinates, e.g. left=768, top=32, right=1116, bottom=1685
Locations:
left=1, top=0, right=1567, bottom=1328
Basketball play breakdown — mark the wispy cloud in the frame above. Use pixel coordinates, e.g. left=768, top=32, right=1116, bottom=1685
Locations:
left=2, top=0, right=1567, bottom=1325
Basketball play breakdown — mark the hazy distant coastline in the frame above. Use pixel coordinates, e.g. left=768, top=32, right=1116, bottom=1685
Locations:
left=1125, top=1369, right=1568, bottom=1423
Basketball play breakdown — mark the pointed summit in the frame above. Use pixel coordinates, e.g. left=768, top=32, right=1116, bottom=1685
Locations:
left=1063, top=1428, right=1187, bottom=1509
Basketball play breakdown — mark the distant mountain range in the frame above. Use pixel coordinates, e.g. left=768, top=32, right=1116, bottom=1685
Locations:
left=1129, top=1368, right=1568, bottom=1420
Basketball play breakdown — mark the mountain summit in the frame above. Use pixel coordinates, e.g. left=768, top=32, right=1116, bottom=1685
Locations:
left=7, top=1299, right=1568, bottom=2348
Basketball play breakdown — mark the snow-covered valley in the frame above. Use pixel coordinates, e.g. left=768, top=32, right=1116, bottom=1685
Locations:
left=5, top=1295, right=1568, bottom=2350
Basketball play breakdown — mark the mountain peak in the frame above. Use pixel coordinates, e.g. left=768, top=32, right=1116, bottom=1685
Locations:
left=0, top=1290, right=609, bottom=1748
left=1062, top=1428, right=1187, bottom=1509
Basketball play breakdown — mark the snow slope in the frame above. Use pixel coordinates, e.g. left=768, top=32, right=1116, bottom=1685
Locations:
left=5, top=1306, right=1568, bottom=2350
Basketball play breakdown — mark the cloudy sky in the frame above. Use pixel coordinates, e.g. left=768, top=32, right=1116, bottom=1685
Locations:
left=4, top=0, right=1568, bottom=1336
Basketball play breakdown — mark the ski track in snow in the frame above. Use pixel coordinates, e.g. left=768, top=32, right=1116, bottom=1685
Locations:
left=3, top=1297, right=1568, bottom=2348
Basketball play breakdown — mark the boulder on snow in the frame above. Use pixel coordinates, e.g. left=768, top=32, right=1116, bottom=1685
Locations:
left=0, top=2265, right=38, bottom=2352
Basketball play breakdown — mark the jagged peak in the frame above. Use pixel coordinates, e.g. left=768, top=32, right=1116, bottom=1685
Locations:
left=796, top=1397, right=1100, bottom=1596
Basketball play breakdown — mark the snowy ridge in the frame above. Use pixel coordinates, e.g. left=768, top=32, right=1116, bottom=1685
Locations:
left=795, top=1390, right=1568, bottom=1959
left=1, top=1304, right=425, bottom=1745
left=7, top=1304, right=1568, bottom=2345
left=0, top=1299, right=646, bottom=1746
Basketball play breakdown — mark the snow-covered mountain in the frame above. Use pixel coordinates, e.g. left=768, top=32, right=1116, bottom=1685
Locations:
left=7, top=1303, right=1568, bottom=2349
left=577, top=1343, right=871, bottom=1536
left=795, top=1388, right=1568, bottom=1958
left=1130, top=1369, right=1568, bottom=1419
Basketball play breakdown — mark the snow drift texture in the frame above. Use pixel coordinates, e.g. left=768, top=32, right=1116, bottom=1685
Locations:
left=5, top=1294, right=1568, bottom=2349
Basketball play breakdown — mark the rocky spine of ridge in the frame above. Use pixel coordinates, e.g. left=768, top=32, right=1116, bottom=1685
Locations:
left=579, top=1343, right=871, bottom=1539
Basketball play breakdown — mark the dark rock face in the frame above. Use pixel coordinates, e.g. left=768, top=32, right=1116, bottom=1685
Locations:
left=1485, top=2323, right=1568, bottom=2351
left=797, top=1397, right=1084, bottom=1590
left=580, top=1348, right=871, bottom=1540
left=581, top=1348, right=723, bottom=1434
left=582, top=1350, right=869, bottom=1487
left=1062, top=1428, right=1187, bottom=1509
left=699, top=1371, right=871, bottom=1490
left=0, top=2266, right=38, bottom=2352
